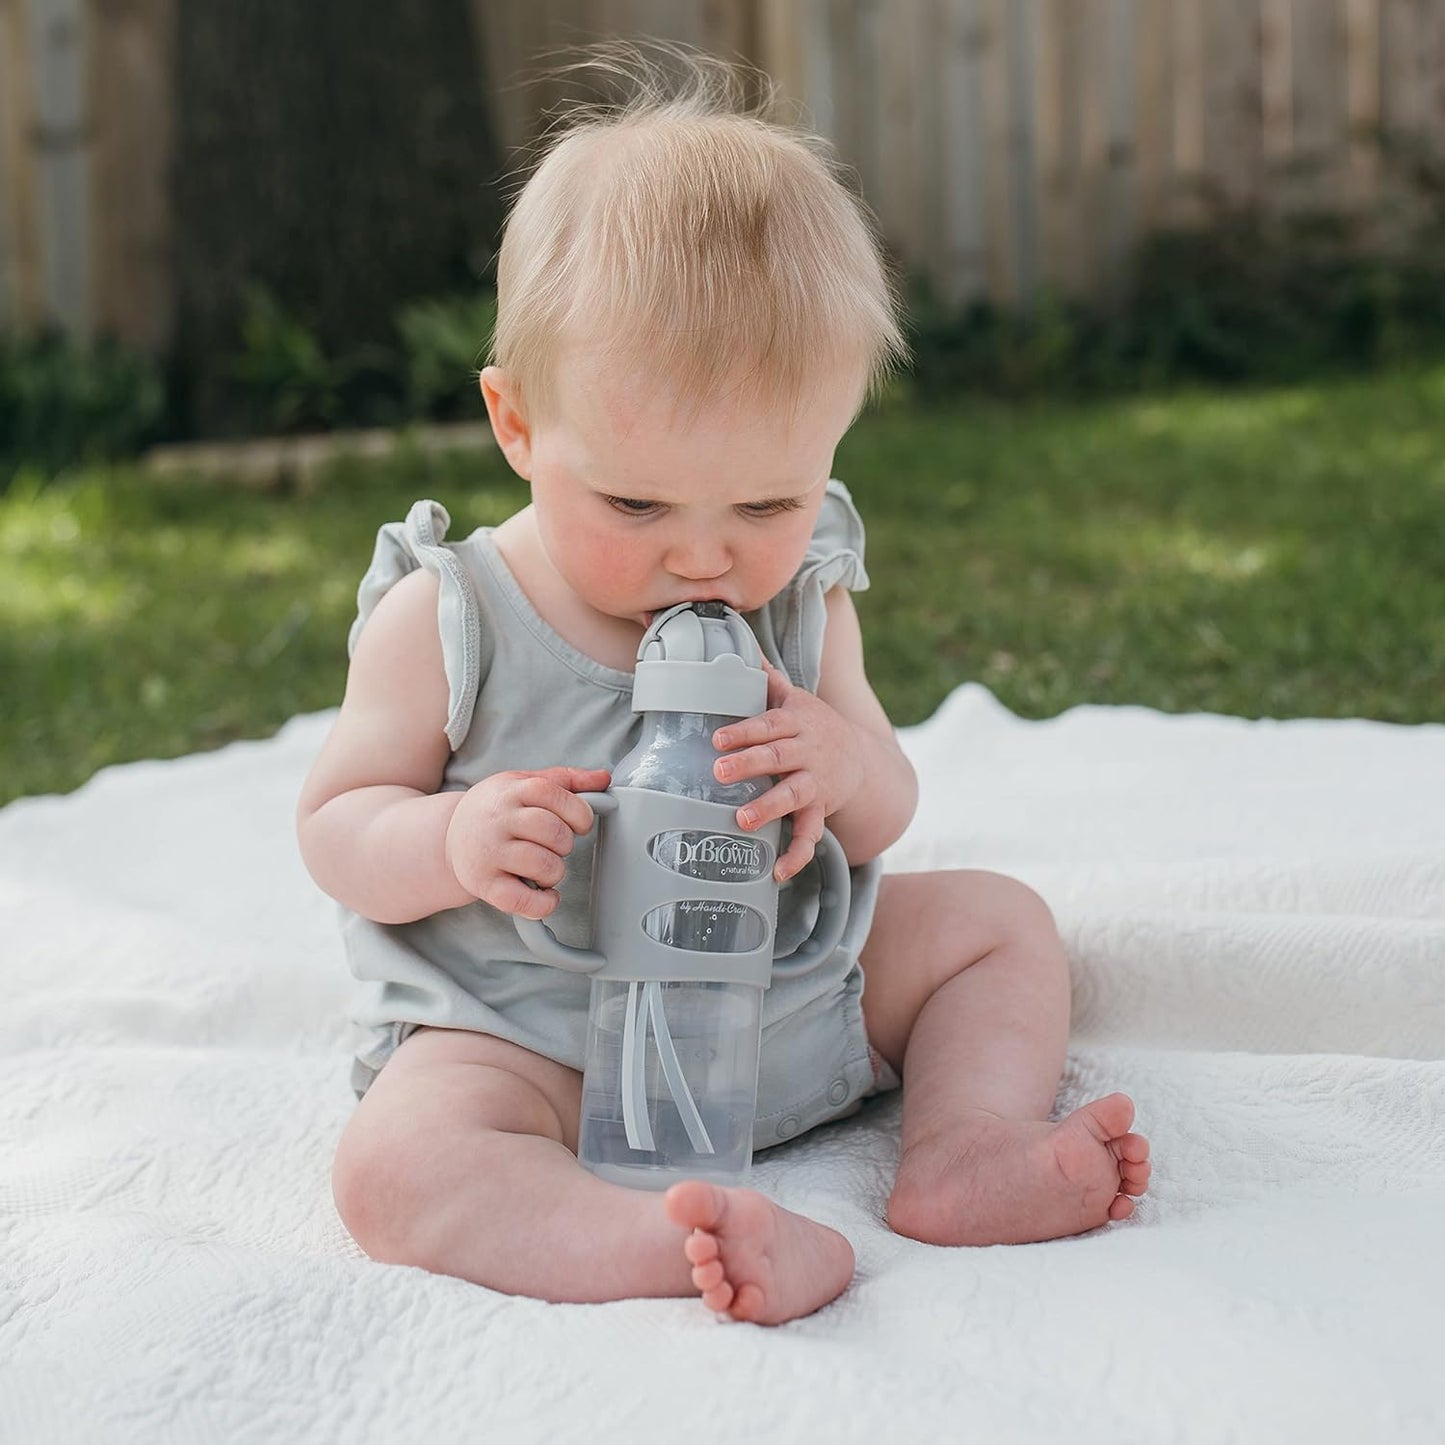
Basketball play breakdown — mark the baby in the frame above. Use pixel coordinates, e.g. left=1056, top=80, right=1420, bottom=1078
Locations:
left=297, top=49, right=1150, bottom=1325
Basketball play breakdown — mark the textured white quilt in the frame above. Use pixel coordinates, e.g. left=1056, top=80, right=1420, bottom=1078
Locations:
left=2, top=685, right=1442, bottom=1444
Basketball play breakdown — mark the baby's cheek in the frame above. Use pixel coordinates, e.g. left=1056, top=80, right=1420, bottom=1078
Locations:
left=571, top=548, right=647, bottom=608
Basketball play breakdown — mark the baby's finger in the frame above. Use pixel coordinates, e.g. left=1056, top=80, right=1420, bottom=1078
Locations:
left=524, top=775, right=606, bottom=834
left=537, top=766, right=613, bottom=791
left=712, top=709, right=800, bottom=753
left=713, top=738, right=804, bottom=785
left=503, top=840, right=567, bottom=890
left=760, top=657, right=793, bottom=707
left=775, top=803, right=825, bottom=881
left=735, top=773, right=818, bottom=832
left=513, top=805, right=579, bottom=857
left=490, top=875, right=560, bottom=920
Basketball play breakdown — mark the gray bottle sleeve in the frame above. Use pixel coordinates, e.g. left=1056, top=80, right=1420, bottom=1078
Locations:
left=516, top=789, right=784, bottom=988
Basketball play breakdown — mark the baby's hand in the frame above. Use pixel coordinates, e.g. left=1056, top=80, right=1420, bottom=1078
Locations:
left=711, top=660, right=865, bottom=881
left=445, top=767, right=611, bottom=919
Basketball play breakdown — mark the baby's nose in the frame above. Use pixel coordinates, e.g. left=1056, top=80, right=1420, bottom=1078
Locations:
left=666, top=536, right=731, bottom=581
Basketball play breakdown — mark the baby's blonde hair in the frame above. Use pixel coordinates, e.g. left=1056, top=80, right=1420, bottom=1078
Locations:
left=488, top=41, right=910, bottom=425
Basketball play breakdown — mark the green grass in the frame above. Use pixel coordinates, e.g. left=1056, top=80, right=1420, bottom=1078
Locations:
left=3, top=366, right=1443, bottom=806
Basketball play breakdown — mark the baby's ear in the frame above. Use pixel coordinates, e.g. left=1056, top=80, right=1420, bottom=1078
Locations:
left=479, top=367, right=533, bottom=480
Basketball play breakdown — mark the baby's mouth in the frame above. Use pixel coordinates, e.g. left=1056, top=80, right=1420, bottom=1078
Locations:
left=642, top=599, right=739, bottom=629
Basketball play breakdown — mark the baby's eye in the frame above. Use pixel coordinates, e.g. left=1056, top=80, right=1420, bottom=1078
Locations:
left=604, top=495, right=662, bottom=516
left=738, top=498, right=803, bottom=518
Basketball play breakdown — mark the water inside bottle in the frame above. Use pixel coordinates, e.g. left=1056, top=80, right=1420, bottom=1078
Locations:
left=579, top=979, right=762, bottom=1189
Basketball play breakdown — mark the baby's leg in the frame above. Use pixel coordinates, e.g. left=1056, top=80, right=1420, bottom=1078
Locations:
left=332, top=1026, right=853, bottom=1321
left=860, top=871, right=1152, bottom=1246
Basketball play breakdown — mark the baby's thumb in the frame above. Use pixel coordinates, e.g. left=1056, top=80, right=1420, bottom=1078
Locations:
left=540, top=766, right=612, bottom=792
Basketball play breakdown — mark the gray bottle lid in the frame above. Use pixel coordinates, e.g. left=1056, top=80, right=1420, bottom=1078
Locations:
left=632, top=602, right=768, bottom=716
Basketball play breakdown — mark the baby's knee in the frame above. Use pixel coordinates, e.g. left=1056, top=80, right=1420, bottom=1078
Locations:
left=967, top=870, right=1061, bottom=955
left=332, top=1093, right=465, bottom=1268
left=332, top=1110, right=422, bottom=1266
left=331, top=1053, right=573, bottom=1269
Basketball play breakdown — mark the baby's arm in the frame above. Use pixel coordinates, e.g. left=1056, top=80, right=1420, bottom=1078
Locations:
left=812, top=586, right=918, bottom=862
left=296, top=570, right=607, bottom=925
left=713, top=586, right=917, bottom=875
left=296, top=570, right=474, bottom=924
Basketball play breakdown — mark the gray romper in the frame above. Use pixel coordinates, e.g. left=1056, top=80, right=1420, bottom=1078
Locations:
left=343, top=479, right=899, bottom=1151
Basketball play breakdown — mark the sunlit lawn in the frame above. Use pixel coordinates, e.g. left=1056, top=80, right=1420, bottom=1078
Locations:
left=3, top=363, right=1443, bottom=805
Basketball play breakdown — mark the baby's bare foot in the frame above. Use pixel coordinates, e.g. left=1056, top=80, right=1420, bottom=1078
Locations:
left=887, top=1092, right=1151, bottom=1247
left=662, top=1180, right=855, bottom=1325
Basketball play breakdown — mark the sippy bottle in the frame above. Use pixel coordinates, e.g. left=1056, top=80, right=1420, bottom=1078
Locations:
left=514, top=601, right=851, bottom=1190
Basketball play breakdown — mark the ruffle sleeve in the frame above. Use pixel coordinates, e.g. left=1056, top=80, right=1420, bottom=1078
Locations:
left=751, top=479, right=870, bottom=692
left=348, top=499, right=489, bottom=750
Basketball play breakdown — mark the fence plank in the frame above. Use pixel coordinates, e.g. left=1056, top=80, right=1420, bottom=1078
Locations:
left=1291, top=0, right=1349, bottom=209
left=1075, top=0, right=1110, bottom=300
left=701, top=0, right=755, bottom=65
left=796, top=0, right=837, bottom=137
left=1097, top=0, right=1140, bottom=301
left=1260, top=0, right=1293, bottom=162
left=758, top=0, right=808, bottom=108
left=474, top=1, right=529, bottom=166
left=1172, top=0, right=1207, bottom=223
left=1134, top=0, right=1175, bottom=232
left=1344, top=0, right=1381, bottom=205
left=821, top=0, right=860, bottom=166
left=1379, top=0, right=1420, bottom=146
left=1422, top=0, right=1445, bottom=152
left=88, top=0, right=174, bottom=350
left=976, top=0, right=1016, bottom=304
left=28, top=0, right=90, bottom=340
left=1205, top=0, right=1264, bottom=209
left=938, top=0, right=987, bottom=304
left=1035, top=0, right=1085, bottom=294
left=631, top=0, right=701, bottom=47
left=850, top=0, right=884, bottom=212
left=0, top=0, right=19, bottom=328
left=1007, top=0, right=1039, bottom=303
left=874, top=0, right=922, bottom=275
left=513, top=0, right=565, bottom=149
left=914, top=0, right=946, bottom=288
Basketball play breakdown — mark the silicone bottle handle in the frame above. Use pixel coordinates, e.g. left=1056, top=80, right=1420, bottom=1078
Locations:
left=769, top=826, right=852, bottom=981
left=512, top=792, right=617, bottom=974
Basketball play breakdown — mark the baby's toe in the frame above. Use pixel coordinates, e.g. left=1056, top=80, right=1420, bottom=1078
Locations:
left=665, top=1180, right=728, bottom=1235
left=730, top=1282, right=766, bottom=1322
left=1121, top=1159, right=1152, bottom=1194
left=701, top=1279, right=735, bottom=1313
left=692, top=1258, right=726, bottom=1291
left=1108, top=1195, right=1136, bottom=1222
left=684, top=1229, right=720, bottom=1266
left=1116, top=1132, right=1150, bottom=1163
left=1086, top=1092, right=1136, bottom=1140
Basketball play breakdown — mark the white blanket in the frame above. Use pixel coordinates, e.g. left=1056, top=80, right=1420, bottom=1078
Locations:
left=2, top=685, right=1442, bottom=1443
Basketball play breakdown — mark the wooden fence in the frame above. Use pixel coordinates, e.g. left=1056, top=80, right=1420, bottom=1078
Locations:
left=481, top=0, right=1445, bottom=308
left=4, top=0, right=1445, bottom=348
left=0, top=0, right=174, bottom=346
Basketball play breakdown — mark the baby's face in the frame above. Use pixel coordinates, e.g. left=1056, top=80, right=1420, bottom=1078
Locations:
left=522, top=351, right=863, bottom=626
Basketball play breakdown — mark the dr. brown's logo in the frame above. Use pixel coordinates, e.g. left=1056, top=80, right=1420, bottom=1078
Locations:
left=676, top=835, right=762, bottom=869
left=649, top=830, right=773, bottom=881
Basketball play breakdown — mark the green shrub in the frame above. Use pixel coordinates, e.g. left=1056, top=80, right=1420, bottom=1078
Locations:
left=0, top=331, right=165, bottom=487
left=221, top=286, right=496, bottom=434
left=906, top=182, right=1445, bottom=400
left=395, top=292, right=497, bottom=421
left=226, top=285, right=397, bottom=434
